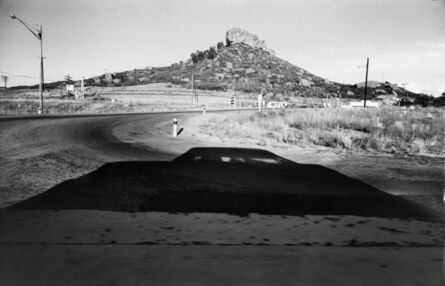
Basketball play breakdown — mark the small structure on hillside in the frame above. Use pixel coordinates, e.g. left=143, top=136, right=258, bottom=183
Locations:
left=347, top=100, right=381, bottom=108
left=66, top=84, right=74, bottom=93
left=375, top=95, right=399, bottom=106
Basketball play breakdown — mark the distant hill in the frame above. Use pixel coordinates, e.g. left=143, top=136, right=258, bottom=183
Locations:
left=14, top=28, right=433, bottom=102
left=87, top=28, right=339, bottom=97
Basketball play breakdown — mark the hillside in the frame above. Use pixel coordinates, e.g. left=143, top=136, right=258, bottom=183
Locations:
left=85, top=28, right=342, bottom=97
left=94, top=42, right=335, bottom=94
left=15, top=28, right=432, bottom=102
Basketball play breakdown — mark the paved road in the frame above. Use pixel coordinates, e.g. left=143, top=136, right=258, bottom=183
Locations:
left=0, top=108, right=259, bottom=159
left=0, top=110, right=221, bottom=162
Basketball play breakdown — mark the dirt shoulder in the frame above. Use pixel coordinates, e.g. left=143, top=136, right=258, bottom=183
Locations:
left=123, top=111, right=444, bottom=212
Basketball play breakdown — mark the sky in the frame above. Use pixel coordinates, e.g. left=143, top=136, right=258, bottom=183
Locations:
left=0, top=0, right=444, bottom=96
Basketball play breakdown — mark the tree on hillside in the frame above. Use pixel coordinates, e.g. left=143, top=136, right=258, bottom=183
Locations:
left=191, top=52, right=199, bottom=64
left=217, top=42, right=224, bottom=50
left=191, top=50, right=207, bottom=63
left=208, top=46, right=217, bottom=59
left=196, top=50, right=206, bottom=62
left=190, top=44, right=220, bottom=64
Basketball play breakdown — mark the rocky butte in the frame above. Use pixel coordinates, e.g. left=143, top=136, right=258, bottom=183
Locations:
left=80, top=28, right=418, bottom=101
left=225, top=28, right=276, bottom=56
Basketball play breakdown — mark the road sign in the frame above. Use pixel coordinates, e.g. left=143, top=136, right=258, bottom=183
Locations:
left=173, top=118, right=178, bottom=137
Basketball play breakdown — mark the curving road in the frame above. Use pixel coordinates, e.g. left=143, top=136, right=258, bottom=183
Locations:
left=0, top=111, right=200, bottom=162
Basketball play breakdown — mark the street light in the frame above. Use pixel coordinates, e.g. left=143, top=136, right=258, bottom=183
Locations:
left=10, top=14, right=44, bottom=114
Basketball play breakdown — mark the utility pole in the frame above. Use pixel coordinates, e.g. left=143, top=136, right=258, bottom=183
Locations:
left=363, top=57, right=369, bottom=108
left=10, top=14, right=44, bottom=114
left=1, top=75, right=8, bottom=96
left=64, top=74, right=72, bottom=83
left=234, top=76, right=239, bottom=107
left=80, top=76, right=85, bottom=99
left=191, top=73, right=194, bottom=104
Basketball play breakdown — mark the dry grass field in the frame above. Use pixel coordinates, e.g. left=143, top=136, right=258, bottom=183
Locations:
left=0, top=84, right=256, bottom=115
left=196, top=107, right=444, bottom=155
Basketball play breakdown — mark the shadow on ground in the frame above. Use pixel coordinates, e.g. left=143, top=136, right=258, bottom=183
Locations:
left=11, top=147, right=443, bottom=222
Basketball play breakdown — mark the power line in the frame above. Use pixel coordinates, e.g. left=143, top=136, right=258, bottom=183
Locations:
left=0, top=70, right=60, bottom=81
left=0, top=70, right=39, bottom=79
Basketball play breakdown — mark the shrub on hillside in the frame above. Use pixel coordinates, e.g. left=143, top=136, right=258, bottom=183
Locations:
left=195, top=82, right=227, bottom=91
left=414, top=94, right=434, bottom=107
left=170, top=78, right=185, bottom=86
left=432, top=94, right=444, bottom=107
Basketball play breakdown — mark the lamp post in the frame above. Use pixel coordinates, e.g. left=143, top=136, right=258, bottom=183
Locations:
left=10, top=14, right=44, bottom=114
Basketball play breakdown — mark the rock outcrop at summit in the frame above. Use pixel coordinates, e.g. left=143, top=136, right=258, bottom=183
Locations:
left=226, top=28, right=275, bottom=55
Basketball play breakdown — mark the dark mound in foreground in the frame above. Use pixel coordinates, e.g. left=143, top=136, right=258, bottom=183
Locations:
left=12, top=148, right=443, bottom=222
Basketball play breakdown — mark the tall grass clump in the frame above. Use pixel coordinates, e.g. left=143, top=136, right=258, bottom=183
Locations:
left=203, top=107, right=444, bottom=155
